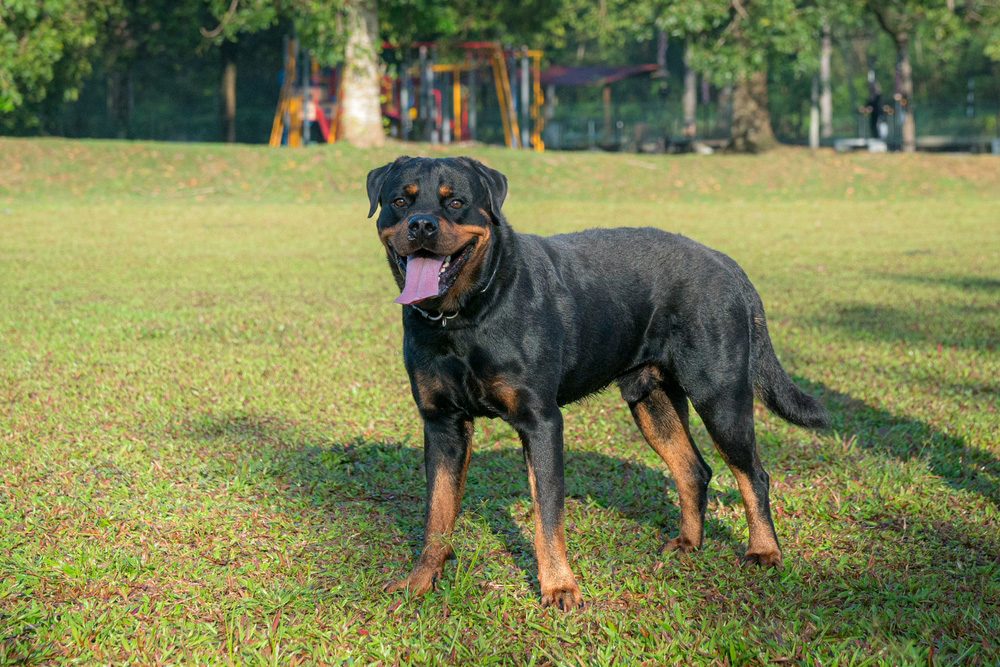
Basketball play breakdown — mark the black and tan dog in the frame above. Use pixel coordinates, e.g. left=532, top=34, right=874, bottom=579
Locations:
left=367, top=156, right=829, bottom=610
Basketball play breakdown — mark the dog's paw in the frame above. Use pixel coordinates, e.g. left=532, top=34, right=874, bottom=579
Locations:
left=740, top=549, right=783, bottom=569
left=382, top=566, right=440, bottom=596
left=540, top=584, right=584, bottom=611
left=660, top=536, right=699, bottom=554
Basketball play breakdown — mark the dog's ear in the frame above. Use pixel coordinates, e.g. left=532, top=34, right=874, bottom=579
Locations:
left=461, top=158, right=507, bottom=224
left=366, top=156, right=409, bottom=218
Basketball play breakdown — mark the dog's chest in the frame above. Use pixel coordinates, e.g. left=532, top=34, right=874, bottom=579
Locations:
left=409, top=346, right=525, bottom=419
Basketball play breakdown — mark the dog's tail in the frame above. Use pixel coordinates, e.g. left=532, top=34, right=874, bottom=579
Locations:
left=748, top=299, right=831, bottom=430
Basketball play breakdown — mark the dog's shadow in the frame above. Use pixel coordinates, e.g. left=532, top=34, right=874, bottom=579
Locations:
left=181, top=414, right=740, bottom=581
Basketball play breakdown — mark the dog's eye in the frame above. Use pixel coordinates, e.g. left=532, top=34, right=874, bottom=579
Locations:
left=448, top=199, right=463, bottom=209
left=392, top=198, right=407, bottom=208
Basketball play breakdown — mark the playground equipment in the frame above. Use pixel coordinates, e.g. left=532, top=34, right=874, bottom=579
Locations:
left=384, top=42, right=545, bottom=150
left=270, top=37, right=340, bottom=147
left=270, top=40, right=545, bottom=150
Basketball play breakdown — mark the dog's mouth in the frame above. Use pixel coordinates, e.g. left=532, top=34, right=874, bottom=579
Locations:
left=391, top=239, right=477, bottom=305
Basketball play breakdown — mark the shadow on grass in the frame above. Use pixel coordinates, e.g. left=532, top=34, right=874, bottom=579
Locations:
left=179, top=414, right=741, bottom=582
left=794, top=376, right=1000, bottom=510
left=885, top=272, right=1000, bottom=292
left=815, top=303, right=999, bottom=351
left=813, top=272, right=999, bottom=352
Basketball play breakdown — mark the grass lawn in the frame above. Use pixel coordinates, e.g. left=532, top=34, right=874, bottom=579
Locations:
left=1, top=138, right=998, bottom=666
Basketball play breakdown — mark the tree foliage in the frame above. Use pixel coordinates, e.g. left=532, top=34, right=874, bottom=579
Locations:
left=4, top=0, right=1000, bottom=142
left=380, top=0, right=563, bottom=48
left=201, top=0, right=346, bottom=65
left=0, top=0, right=116, bottom=128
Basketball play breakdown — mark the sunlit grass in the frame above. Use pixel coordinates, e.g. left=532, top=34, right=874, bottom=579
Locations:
left=1, top=138, right=998, bottom=666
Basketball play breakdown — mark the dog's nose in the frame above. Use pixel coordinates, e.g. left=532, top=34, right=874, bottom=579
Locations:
left=407, top=215, right=438, bottom=241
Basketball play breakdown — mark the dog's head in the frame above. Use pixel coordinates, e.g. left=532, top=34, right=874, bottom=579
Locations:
left=366, top=156, right=507, bottom=311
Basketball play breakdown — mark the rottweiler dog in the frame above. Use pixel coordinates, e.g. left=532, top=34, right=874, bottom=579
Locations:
left=367, top=156, right=829, bottom=610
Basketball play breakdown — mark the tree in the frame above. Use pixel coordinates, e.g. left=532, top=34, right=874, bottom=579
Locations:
left=655, top=0, right=811, bottom=151
left=202, top=0, right=282, bottom=143
left=820, top=20, right=833, bottom=138
left=654, top=0, right=875, bottom=151
left=866, top=0, right=922, bottom=151
left=202, top=0, right=386, bottom=147
left=339, top=0, right=382, bottom=146
left=98, top=0, right=213, bottom=137
left=0, top=0, right=117, bottom=131
left=866, top=0, right=967, bottom=151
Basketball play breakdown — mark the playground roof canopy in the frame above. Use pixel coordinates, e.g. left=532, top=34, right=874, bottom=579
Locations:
left=539, top=64, right=659, bottom=87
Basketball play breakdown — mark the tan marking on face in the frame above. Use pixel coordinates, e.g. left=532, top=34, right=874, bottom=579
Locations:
left=377, top=192, right=493, bottom=308
left=403, top=184, right=418, bottom=196
left=379, top=222, right=404, bottom=251
left=382, top=214, right=487, bottom=261
left=437, top=223, right=492, bottom=311
left=633, top=391, right=705, bottom=548
left=438, top=185, right=453, bottom=198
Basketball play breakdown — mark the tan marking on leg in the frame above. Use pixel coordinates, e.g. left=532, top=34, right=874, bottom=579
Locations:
left=384, top=422, right=474, bottom=596
left=384, top=464, right=458, bottom=595
left=413, top=370, right=444, bottom=412
left=485, top=376, right=518, bottom=415
left=526, top=460, right=582, bottom=610
left=639, top=365, right=663, bottom=386
left=633, top=392, right=705, bottom=551
left=727, top=465, right=782, bottom=567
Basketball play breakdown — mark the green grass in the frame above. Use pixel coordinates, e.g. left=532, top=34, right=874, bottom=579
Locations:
left=1, top=137, right=998, bottom=666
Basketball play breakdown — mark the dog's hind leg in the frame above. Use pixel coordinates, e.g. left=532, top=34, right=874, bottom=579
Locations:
left=626, top=383, right=713, bottom=554
left=692, top=386, right=783, bottom=568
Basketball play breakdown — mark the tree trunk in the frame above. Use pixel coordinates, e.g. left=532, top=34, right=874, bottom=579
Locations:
left=718, top=82, right=733, bottom=135
left=729, top=70, right=777, bottom=152
left=896, top=34, right=915, bottom=152
left=656, top=30, right=667, bottom=76
left=871, top=7, right=916, bottom=151
left=810, top=73, right=820, bottom=149
left=682, top=44, right=697, bottom=136
left=820, top=22, right=833, bottom=138
left=107, top=69, right=130, bottom=139
left=221, top=40, right=237, bottom=144
left=841, top=42, right=858, bottom=135
left=340, top=0, right=384, bottom=147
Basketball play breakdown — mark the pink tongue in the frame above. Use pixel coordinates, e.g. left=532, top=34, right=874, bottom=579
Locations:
left=395, top=255, right=445, bottom=305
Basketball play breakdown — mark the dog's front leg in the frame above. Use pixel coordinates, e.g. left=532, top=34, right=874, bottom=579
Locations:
left=519, top=408, right=584, bottom=610
left=384, top=415, right=473, bottom=596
